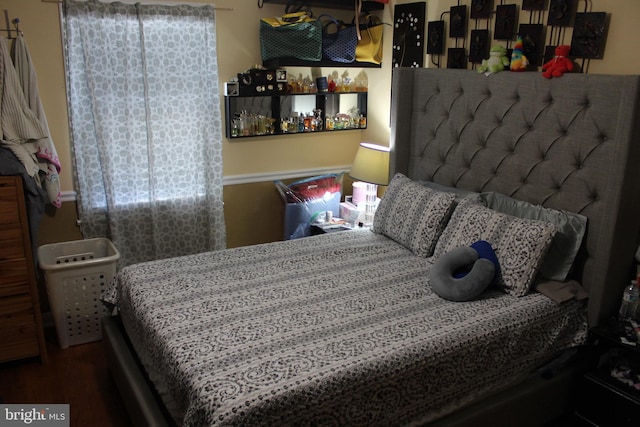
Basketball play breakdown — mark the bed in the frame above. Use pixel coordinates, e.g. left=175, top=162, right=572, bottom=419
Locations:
left=103, top=68, right=640, bottom=426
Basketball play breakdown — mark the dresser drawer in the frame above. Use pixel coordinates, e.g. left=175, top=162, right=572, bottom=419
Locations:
left=0, top=282, right=30, bottom=298
left=0, top=306, right=39, bottom=362
left=0, top=258, right=29, bottom=286
left=0, top=227, right=25, bottom=260
left=0, top=184, right=20, bottom=225
left=0, top=294, right=34, bottom=315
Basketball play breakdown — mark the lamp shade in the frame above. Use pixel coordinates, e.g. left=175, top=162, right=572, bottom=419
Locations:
left=349, top=142, right=390, bottom=186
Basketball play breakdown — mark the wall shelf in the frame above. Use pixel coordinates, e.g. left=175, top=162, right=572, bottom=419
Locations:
left=263, top=57, right=381, bottom=69
left=225, top=92, right=367, bottom=139
left=262, top=0, right=385, bottom=12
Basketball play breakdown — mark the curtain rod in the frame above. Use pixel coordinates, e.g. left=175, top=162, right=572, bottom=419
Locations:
left=41, top=0, right=233, bottom=10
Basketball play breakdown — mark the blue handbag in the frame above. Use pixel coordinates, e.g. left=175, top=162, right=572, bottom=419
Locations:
left=319, top=14, right=358, bottom=63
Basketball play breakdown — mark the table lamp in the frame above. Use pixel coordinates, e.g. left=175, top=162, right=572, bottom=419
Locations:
left=349, top=142, right=390, bottom=226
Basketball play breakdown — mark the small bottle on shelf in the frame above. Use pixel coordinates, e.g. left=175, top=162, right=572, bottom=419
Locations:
left=619, top=280, right=639, bottom=320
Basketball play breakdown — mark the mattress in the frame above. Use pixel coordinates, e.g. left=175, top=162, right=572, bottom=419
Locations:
left=108, top=229, right=588, bottom=426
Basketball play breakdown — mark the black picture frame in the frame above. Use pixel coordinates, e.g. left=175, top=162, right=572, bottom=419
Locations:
left=393, top=2, right=427, bottom=68
left=522, top=0, right=548, bottom=11
left=427, top=20, right=445, bottom=55
left=447, top=48, right=467, bottom=69
left=547, top=0, right=576, bottom=27
left=470, top=0, right=493, bottom=20
left=570, top=12, right=608, bottom=59
left=495, top=4, right=517, bottom=40
left=449, top=5, right=467, bottom=38
left=518, top=24, right=545, bottom=66
left=469, top=30, right=489, bottom=64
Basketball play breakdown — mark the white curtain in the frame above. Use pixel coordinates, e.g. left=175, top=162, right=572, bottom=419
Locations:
left=63, top=0, right=226, bottom=267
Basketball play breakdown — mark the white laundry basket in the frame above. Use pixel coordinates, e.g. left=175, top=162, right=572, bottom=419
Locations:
left=38, top=238, right=120, bottom=349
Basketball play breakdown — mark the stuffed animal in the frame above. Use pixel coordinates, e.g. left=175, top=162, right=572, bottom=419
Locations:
left=478, top=45, right=510, bottom=75
left=542, top=45, right=574, bottom=79
left=510, top=36, right=529, bottom=72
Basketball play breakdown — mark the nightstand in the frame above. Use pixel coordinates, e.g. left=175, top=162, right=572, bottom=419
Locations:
left=574, top=318, right=640, bottom=426
left=310, top=223, right=354, bottom=235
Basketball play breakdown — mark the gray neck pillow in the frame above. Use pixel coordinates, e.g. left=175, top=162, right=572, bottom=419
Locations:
left=429, top=245, right=496, bottom=301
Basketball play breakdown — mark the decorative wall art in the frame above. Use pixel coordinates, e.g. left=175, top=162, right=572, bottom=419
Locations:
left=547, top=0, right=576, bottom=27
left=470, top=0, right=493, bottom=19
left=494, top=4, right=517, bottom=40
left=570, top=12, right=608, bottom=59
left=469, top=29, right=489, bottom=64
left=449, top=5, right=467, bottom=38
left=522, top=0, right=547, bottom=11
left=425, top=0, right=609, bottom=74
left=518, top=24, right=544, bottom=66
left=392, top=2, right=427, bottom=68
left=447, top=48, right=467, bottom=69
left=427, top=20, right=445, bottom=55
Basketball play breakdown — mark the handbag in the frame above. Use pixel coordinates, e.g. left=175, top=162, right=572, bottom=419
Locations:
left=355, top=13, right=384, bottom=64
left=319, top=14, right=358, bottom=63
left=260, top=12, right=322, bottom=62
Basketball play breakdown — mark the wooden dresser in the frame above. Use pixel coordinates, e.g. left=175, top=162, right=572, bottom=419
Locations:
left=0, top=176, right=47, bottom=363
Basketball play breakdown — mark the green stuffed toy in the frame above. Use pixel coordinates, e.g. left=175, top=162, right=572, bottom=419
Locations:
left=478, top=45, right=510, bottom=75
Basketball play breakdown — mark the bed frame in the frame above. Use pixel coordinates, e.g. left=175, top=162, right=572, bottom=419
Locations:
left=391, top=68, right=640, bottom=328
left=103, top=69, right=640, bottom=426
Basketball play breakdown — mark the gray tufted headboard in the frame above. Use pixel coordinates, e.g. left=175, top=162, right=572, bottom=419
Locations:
left=390, top=68, right=640, bottom=327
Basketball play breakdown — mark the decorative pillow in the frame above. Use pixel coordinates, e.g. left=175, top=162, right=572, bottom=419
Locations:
left=373, top=173, right=456, bottom=257
left=433, top=198, right=557, bottom=296
left=480, top=192, right=587, bottom=282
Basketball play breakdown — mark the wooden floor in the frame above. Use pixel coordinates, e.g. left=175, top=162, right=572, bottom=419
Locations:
left=0, top=325, right=132, bottom=427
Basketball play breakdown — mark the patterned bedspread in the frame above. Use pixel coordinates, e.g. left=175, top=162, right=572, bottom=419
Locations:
left=110, top=229, right=587, bottom=426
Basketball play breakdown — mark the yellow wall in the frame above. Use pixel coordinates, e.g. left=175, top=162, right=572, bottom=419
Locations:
left=1, top=0, right=638, bottom=249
